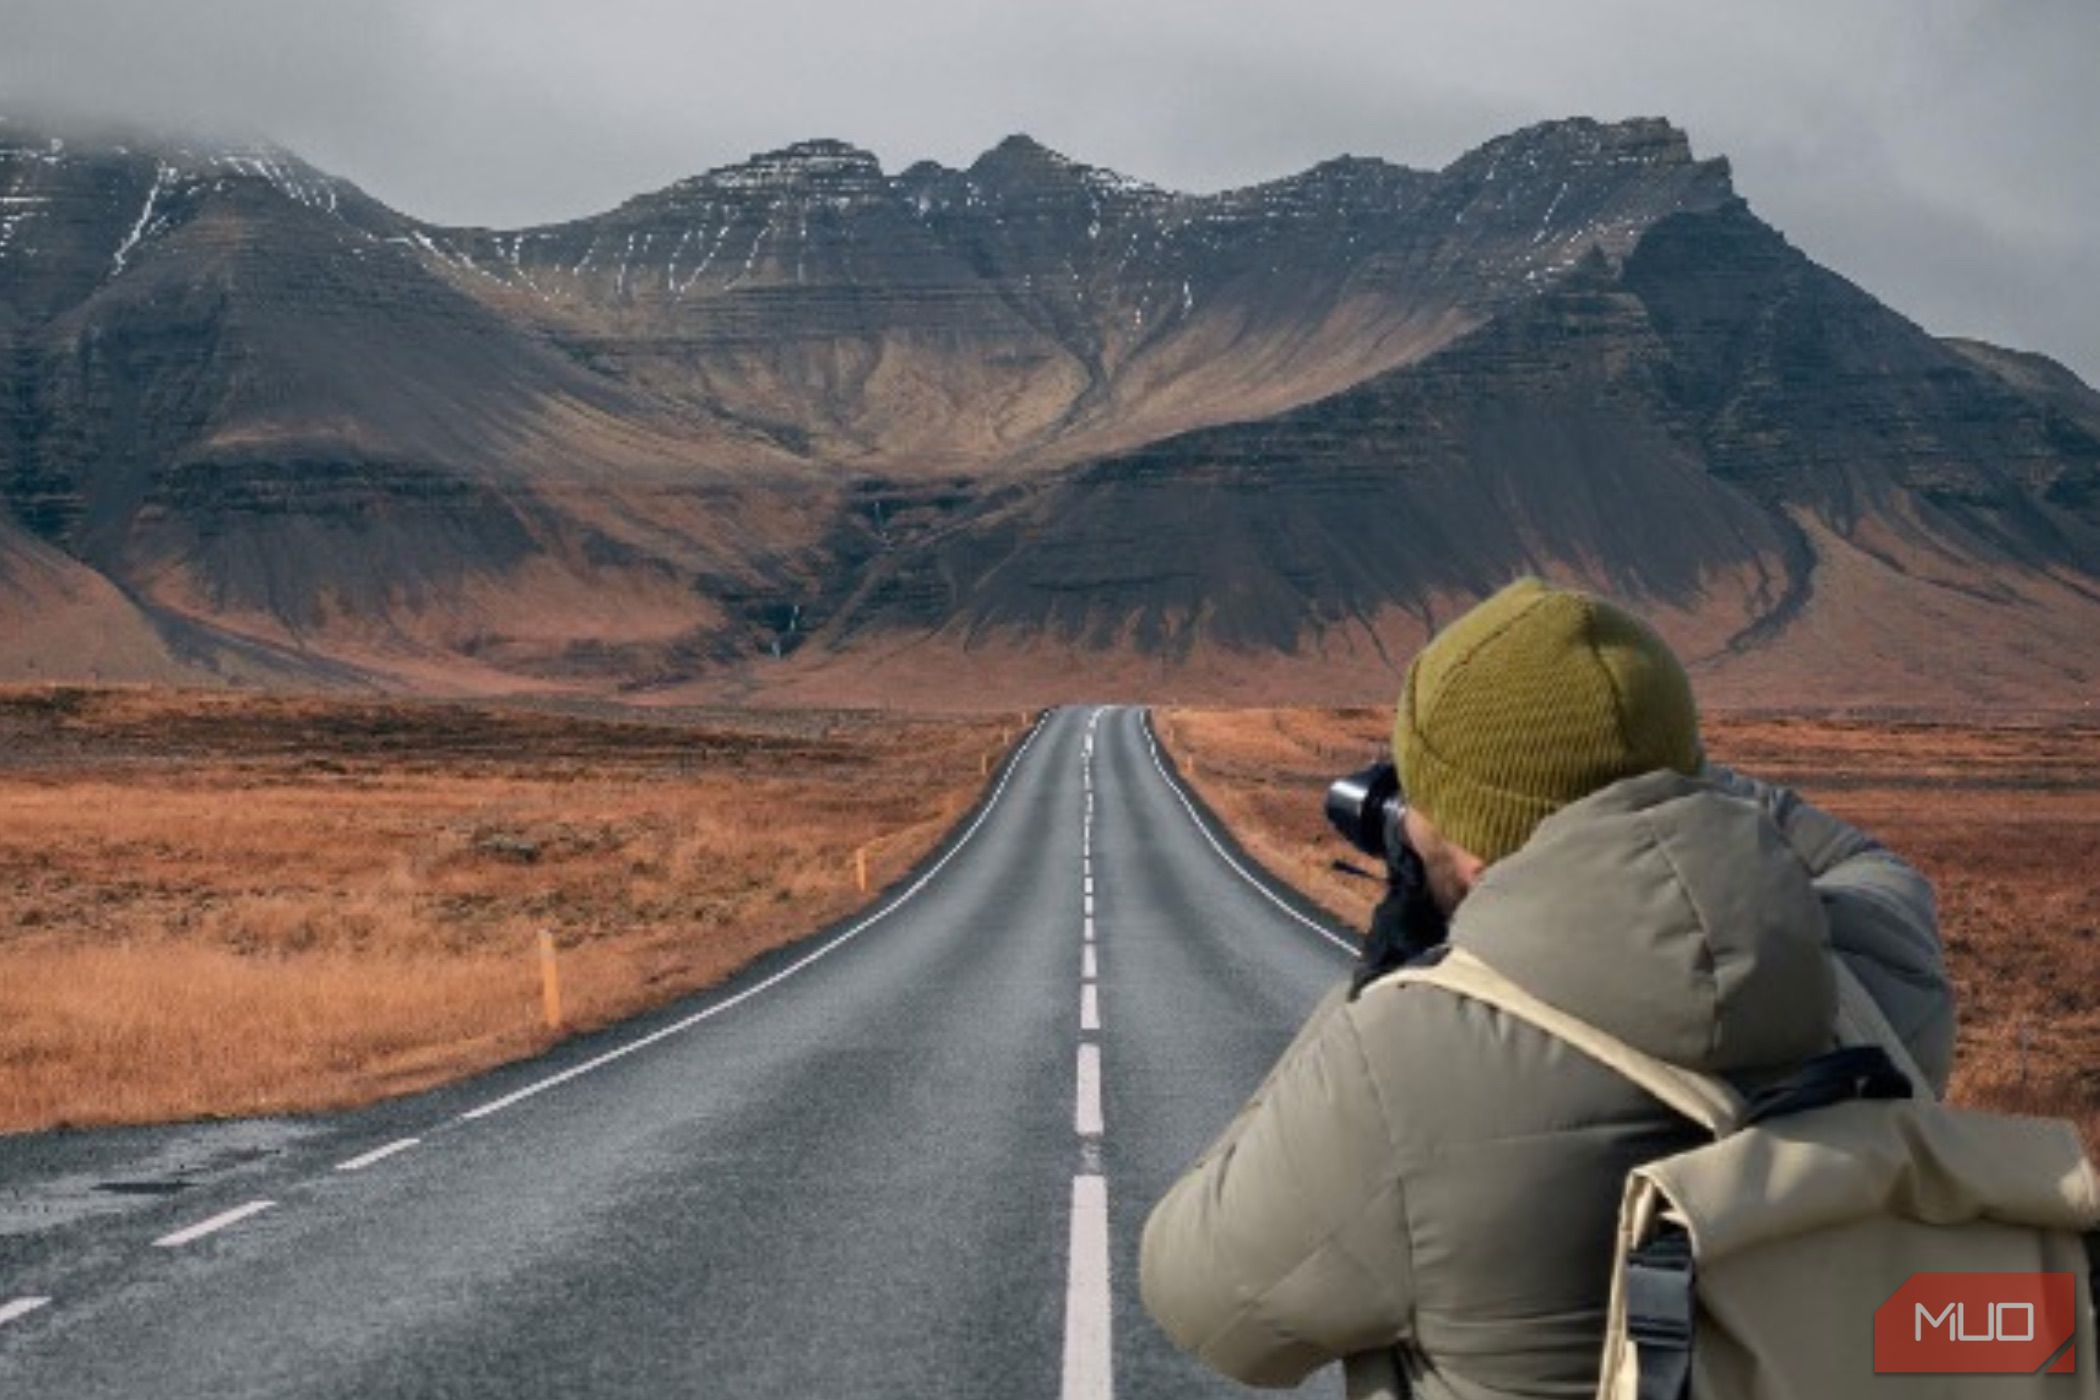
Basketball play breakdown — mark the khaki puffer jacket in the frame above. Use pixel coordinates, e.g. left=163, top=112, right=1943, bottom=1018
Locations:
left=1139, top=765, right=1955, bottom=1399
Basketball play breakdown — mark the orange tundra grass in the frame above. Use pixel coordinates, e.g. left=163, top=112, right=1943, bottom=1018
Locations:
left=1156, top=707, right=2100, bottom=1154
left=0, top=687, right=1018, bottom=1132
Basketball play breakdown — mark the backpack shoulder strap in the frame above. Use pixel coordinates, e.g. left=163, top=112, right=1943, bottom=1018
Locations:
left=1829, top=957, right=1930, bottom=1096
left=1378, top=948, right=1746, bottom=1136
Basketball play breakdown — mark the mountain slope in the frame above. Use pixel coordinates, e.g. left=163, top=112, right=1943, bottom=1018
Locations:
left=406, top=120, right=1733, bottom=476
left=760, top=203, right=2100, bottom=708
left=2, top=113, right=2096, bottom=707
left=0, top=118, right=832, bottom=686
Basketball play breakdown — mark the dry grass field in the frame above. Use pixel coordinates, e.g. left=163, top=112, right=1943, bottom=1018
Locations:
left=0, top=687, right=1020, bottom=1133
left=1155, top=707, right=2100, bottom=1152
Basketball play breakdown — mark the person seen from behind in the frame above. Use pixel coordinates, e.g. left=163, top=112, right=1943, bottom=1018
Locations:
left=1139, top=576, right=1956, bottom=1399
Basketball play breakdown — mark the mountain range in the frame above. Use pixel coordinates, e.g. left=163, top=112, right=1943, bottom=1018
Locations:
left=3, top=113, right=2096, bottom=709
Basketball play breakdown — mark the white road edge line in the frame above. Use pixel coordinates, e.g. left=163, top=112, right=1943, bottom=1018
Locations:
left=1060, top=1174, right=1113, bottom=1400
left=153, top=1199, right=275, bottom=1248
left=0, top=1297, right=51, bottom=1326
left=460, top=717, right=1052, bottom=1121
left=1080, top=983, right=1101, bottom=1031
left=1138, top=711, right=1356, bottom=956
left=1075, top=1043, right=1104, bottom=1137
left=334, top=1137, right=420, bottom=1172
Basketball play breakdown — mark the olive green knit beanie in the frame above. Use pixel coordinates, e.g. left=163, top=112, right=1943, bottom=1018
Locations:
left=1392, top=578, right=1702, bottom=865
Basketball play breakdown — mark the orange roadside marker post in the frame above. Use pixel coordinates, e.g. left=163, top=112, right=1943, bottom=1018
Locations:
left=538, top=929, right=564, bottom=1031
left=856, top=846, right=869, bottom=893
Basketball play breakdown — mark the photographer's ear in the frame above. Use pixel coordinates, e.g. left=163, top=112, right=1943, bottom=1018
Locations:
left=1403, top=806, right=1486, bottom=915
left=1452, top=846, right=1486, bottom=894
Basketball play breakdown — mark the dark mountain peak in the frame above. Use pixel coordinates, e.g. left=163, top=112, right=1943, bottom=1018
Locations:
left=0, top=115, right=392, bottom=314
left=897, top=158, right=955, bottom=183
left=1454, top=116, right=1696, bottom=172
left=736, top=138, right=882, bottom=178
left=0, top=111, right=309, bottom=179
left=681, top=138, right=887, bottom=197
left=974, top=133, right=1065, bottom=170
left=1441, top=116, right=1734, bottom=210
left=965, top=134, right=1161, bottom=200
left=1396, top=115, right=1737, bottom=288
left=1301, top=152, right=1420, bottom=181
left=1236, top=152, right=1432, bottom=210
left=777, top=137, right=883, bottom=167
left=890, top=158, right=956, bottom=211
left=632, top=138, right=890, bottom=220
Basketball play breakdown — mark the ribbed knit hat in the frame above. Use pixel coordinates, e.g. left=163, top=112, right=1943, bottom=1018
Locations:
left=1392, top=578, right=1702, bottom=865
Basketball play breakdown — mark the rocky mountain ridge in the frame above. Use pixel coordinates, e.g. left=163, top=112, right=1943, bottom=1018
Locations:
left=2, top=113, right=2096, bottom=708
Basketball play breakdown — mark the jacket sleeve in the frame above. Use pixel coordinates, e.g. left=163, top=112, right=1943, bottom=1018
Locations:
left=1139, top=984, right=1416, bottom=1388
left=1705, top=764, right=1957, bottom=1093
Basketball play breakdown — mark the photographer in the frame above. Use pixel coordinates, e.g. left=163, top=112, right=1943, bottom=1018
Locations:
left=1138, top=578, right=1955, bottom=1399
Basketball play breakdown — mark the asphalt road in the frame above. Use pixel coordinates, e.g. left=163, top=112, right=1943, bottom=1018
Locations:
left=0, top=705, right=1356, bottom=1398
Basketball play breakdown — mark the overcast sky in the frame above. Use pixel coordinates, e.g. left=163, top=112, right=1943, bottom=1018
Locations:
left=6, top=0, right=2096, bottom=380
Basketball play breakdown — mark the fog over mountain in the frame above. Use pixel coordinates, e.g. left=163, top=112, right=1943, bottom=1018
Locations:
left=2, top=111, right=2096, bottom=709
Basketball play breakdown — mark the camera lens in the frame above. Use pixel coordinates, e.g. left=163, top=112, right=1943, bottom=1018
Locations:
left=1325, top=761, right=1401, bottom=860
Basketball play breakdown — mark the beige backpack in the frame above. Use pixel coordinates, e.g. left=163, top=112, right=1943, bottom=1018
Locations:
left=1388, top=948, right=2100, bottom=1399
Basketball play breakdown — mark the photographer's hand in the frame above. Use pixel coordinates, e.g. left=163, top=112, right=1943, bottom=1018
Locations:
left=1349, top=843, right=1447, bottom=999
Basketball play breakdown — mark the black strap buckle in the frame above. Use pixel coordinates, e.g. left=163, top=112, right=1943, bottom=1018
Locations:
left=1625, top=1226, right=1695, bottom=1400
left=1742, top=1045, right=1912, bottom=1125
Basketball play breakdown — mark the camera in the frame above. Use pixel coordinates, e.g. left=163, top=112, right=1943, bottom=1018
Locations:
left=1325, top=760, right=1406, bottom=866
left=1328, top=759, right=1449, bottom=989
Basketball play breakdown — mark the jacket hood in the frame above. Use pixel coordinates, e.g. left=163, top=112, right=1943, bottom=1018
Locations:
left=1449, top=768, right=1836, bottom=1073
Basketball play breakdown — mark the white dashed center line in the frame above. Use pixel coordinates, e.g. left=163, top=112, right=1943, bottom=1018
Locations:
left=0, top=1297, right=51, bottom=1326
left=1075, top=1037, right=1105, bottom=1141
left=1067, top=707, right=1114, bottom=1399
left=153, top=1199, right=275, bottom=1248
left=1060, top=1174, right=1114, bottom=1400
left=334, top=1137, right=420, bottom=1172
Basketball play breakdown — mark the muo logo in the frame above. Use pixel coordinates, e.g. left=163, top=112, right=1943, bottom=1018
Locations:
left=1874, top=1273, right=2079, bottom=1374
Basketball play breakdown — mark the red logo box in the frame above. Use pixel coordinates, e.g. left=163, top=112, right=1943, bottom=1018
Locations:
left=1874, top=1273, right=2079, bottom=1374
